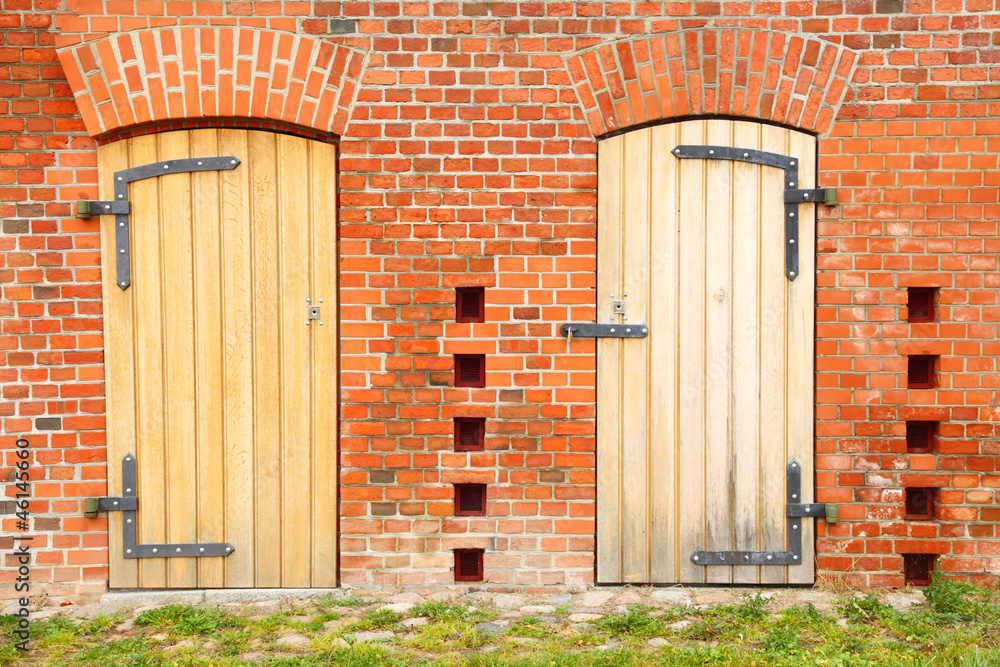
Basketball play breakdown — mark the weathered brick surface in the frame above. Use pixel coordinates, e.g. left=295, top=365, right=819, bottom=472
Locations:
left=1, top=0, right=999, bottom=598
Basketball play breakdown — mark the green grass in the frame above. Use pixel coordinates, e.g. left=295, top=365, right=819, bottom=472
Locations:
left=2, top=581, right=999, bottom=666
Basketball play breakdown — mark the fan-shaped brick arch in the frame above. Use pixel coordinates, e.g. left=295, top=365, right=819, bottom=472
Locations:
left=56, top=27, right=367, bottom=138
left=565, top=29, right=858, bottom=137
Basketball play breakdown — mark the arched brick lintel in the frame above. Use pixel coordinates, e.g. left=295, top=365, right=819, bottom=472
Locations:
left=56, top=27, right=368, bottom=138
left=565, top=29, right=859, bottom=137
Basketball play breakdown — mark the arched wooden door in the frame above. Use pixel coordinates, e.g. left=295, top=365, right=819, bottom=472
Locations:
left=596, top=119, right=817, bottom=585
left=99, top=129, right=338, bottom=588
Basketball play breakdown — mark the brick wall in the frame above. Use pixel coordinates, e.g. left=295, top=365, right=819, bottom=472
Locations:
left=1, top=0, right=999, bottom=598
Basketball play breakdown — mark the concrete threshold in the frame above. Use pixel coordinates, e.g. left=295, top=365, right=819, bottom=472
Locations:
left=101, top=588, right=341, bottom=609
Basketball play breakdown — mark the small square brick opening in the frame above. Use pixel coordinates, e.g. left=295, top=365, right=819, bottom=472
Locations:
left=906, top=287, right=935, bottom=323
left=905, top=421, right=934, bottom=453
left=905, top=487, right=934, bottom=521
left=454, top=483, right=487, bottom=516
left=907, top=355, right=935, bottom=389
left=456, top=287, right=485, bottom=323
left=903, top=553, right=933, bottom=586
left=454, top=354, right=486, bottom=387
left=454, top=417, right=486, bottom=451
left=454, top=548, right=484, bottom=582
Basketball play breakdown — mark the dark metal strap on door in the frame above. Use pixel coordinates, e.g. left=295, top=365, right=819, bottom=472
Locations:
left=76, top=156, right=241, bottom=290
left=690, top=460, right=829, bottom=567
left=84, top=453, right=235, bottom=559
left=559, top=323, right=648, bottom=339
left=671, top=145, right=838, bottom=281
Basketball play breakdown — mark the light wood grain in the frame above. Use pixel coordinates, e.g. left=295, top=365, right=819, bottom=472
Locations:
left=310, top=140, right=339, bottom=587
left=189, top=129, right=225, bottom=588
left=648, top=123, right=679, bottom=583
left=703, top=119, right=734, bottom=584
left=278, top=134, right=313, bottom=587
left=676, top=119, right=708, bottom=583
left=620, top=128, right=651, bottom=582
left=731, top=122, right=763, bottom=584
left=787, top=130, right=816, bottom=584
left=220, top=129, right=256, bottom=587
left=595, top=134, right=623, bottom=583
left=100, top=139, right=138, bottom=589
left=158, top=131, right=198, bottom=588
left=759, top=124, right=790, bottom=584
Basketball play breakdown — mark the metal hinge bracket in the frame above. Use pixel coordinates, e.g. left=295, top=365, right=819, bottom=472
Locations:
left=672, top=145, right=839, bottom=281
left=85, top=453, right=236, bottom=559
left=76, top=156, right=241, bottom=291
left=690, top=460, right=826, bottom=566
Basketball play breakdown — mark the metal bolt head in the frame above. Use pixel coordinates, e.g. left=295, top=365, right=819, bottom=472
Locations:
left=226, top=546, right=232, bottom=552
left=126, top=549, right=132, bottom=554
left=319, top=322, right=324, bottom=326
left=793, top=555, right=799, bottom=560
left=176, top=547, right=182, bottom=553
left=113, top=501, right=118, bottom=506
left=127, top=518, right=132, bottom=523
left=119, top=222, right=124, bottom=227
left=709, top=149, right=715, bottom=155
left=792, top=493, right=798, bottom=499
left=126, top=488, right=131, bottom=493
left=789, top=239, right=795, bottom=244
left=104, top=204, right=110, bottom=210
left=163, top=164, right=169, bottom=169
left=200, top=547, right=205, bottom=553
left=120, top=282, right=127, bottom=287
left=120, top=249, right=125, bottom=254
left=789, top=212, right=795, bottom=217
left=117, top=176, right=123, bottom=182
left=743, top=152, right=749, bottom=158
left=767, top=554, right=773, bottom=561
left=152, top=548, right=158, bottom=553
left=231, top=159, right=237, bottom=165
left=117, top=194, right=123, bottom=199
left=197, top=161, right=203, bottom=166
left=609, top=328, right=616, bottom=333
left=790, top=161, right=796, bottom=166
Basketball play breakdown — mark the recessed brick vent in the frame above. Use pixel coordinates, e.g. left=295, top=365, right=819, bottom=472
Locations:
left=907, top=288, right=935, bottom=323
left=454, top=418, right=486, bottom=451
left=454, top=549, right=484, bottom=582
left=454, top=484, right=487, bottom=516
left=907, top=356, right=935, bottom=389
left=905, top=487, right=934, bottom=521
left=903, top=553, right=934, bottom=586
left=906, top=421, right=934, bottom=453
left=456, top=287, right=485, bottom=323
left=454, top=354, right=486, bottom=388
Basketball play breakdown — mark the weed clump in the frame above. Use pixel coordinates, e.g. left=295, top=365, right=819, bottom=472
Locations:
left=134, top=604, right=235, bottom=635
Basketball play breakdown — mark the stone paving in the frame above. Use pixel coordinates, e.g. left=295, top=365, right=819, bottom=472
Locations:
left=6, top=585, right=928, bottom=645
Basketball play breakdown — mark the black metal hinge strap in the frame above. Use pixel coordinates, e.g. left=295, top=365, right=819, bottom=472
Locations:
left=672, top=145, right=838, bottom=282
left=691, top=460, right=826, bottom=567
left=85, top=453, right=235, bottom=559
left=76, top=156, right=241, bottom=291
left=559, top=323, right=648, bottom=339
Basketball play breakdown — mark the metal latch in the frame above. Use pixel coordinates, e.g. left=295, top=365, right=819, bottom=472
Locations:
left=308, top=306, right=321, bottom=320
left=306, top=297, right=324, bottom=326
left=691, top=460, right=828, bottom=566
left=85, top=454, right=236, bottom=559
left=560, top=323, right=648, bottom=339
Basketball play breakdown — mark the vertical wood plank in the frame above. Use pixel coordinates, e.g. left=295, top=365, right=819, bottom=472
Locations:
left=220, top=129, right=256, bottom=587
left=648, top=123, right=679, bottom=583
left=787, top=130, right=817, bottom=584
left=595, top=135, right=623, bottom=583
left=157, top=131, right=198, bottom=588
left=703, top=120, right=735, bottom=584
left=99, top=140, right=138, bottom=589
left=310, top=141, right=339, bottom=587
left=731, top=121, right=763, bottom=584
left=190, top=129, right=226, bottom=588
left=677, top=119, right=708, bottom=583
left=130, top=134, right=167, bottom=587
left=620, top=129, right=650, bottom=582
left=278, top=134, right=313, bottom=587
left=759, top=124, right=790, bottom=584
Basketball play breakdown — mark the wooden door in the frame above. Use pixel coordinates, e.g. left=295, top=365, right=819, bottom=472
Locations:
left=99, top=129, right=338, bottom=588
left=596, top=119, right=816, bottom=585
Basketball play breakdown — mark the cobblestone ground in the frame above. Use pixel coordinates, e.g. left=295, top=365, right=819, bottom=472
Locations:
left=9, top=585, right=933, bottom=658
